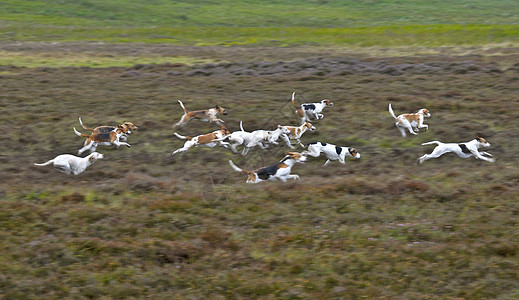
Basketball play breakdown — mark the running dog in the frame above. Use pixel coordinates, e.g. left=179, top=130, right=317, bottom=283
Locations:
left=388, top=103, right=431, bottom=137
left=74, top=125, right=131, bottom=155
left=34, top=152, right=104, bottom=175
left=291, top=92, right=333, bottom=124
left=280, top=122, right=316, bottom=148
left=173, top=100, right=228, bottom=127
left=215, top=121, right=292, bottom=155
left=229, top=152, right=307, bottom=183
left=172, top=125, right=231, bottom=156
left=78, top=117, right=137, bottom=141
left=418, top=135, right=494, bottom=164
left=304, top=142, right=361, bottom=166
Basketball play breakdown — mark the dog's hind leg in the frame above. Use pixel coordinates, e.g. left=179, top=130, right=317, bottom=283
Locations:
left=78, top=142, right=93, bottom=155
left=397, top=125, right=406, bottom=137
left=323, top=159, right=331, bottom=167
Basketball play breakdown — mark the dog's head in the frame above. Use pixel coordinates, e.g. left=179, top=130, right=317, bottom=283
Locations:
left=286, top=151, right=307, bottom=163
left=220, top=125, right=231, bottom=136
left=89, top=152, right=104, bottom=163
left=419, top=108, right=431, bottom=118
left=123, top=122, right=138, bottom=132
left=115, top=124, right=130, bottom=134
left=476, top=134, right=490, bottom=147
left=321, top=99, right=334, bottom=107
left=348, top=147, right=361, bottom=159
left=304, top=122, right=316, bottom=132
left=215, top=105, right=228, bottom=115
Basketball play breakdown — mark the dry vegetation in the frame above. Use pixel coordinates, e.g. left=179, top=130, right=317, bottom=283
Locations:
left=1, top=43, right=519, bottom=298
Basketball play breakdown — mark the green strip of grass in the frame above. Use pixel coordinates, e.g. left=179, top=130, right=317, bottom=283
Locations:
left=2, top=25, right=519, bottom=47
left=0, top=51, right=217, bottom=68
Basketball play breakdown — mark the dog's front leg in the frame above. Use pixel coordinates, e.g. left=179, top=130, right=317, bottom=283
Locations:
left=472, top=150, right=495, bottom=162
left=281, top=135, right=296, bottom=149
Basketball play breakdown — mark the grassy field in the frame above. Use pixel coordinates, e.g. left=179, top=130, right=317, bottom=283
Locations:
left=1, top=1, right=519, bottom=299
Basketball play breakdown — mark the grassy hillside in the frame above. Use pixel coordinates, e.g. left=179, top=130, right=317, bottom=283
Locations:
left=2, top=0, right=519, bottom=46
left=2, top=0, right=519, bottom=27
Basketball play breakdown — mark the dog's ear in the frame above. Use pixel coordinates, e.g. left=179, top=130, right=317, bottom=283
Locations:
left=215, top=105, right=221, bottom=109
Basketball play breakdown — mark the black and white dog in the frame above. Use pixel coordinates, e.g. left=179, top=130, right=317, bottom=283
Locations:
left=291, top=92, right=333, bottom=124
left=229, top=152, right=307, bottom=183
left=304, top=142, right=360, bottom=166
left=418, top=135, right=494, bottom=164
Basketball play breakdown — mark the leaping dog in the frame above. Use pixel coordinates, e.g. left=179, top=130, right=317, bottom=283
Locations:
left=173, top=100, right=227, bottom=128
left=78, top=117, right=137, bottom=141
left=418, top=135, right=494, bottom=164
left=389, top=103, right=431, bottom=137
left=74, top=125, right=131, bottom=155
left=172, top=125, right=231, bottom=156
left=292, top=92, right=333, bottom=124
left=34, top=152, right=104, bottom=175
left=229, top=152, right=307, bottom=183
left=304, top=142, right=360, bottom=166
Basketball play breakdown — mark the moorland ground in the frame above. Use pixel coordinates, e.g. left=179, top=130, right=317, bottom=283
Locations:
left=1, top=0, right=519, bottom=298
left=1, top=42, right=519, bottom=299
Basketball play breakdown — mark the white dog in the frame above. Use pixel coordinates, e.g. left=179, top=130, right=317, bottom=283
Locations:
left=219, top=122, right=292, bottom=155
left=229, top=152, right=307, bottom=183
left=418, top=135, right=494, bottom=164
left=304, top=142, right=361, bottom=166
left=389, top=103, right=431, bottom=137
left=292, top=92, right=333, bottom=124
left=34, top=152, right=104, bottom=175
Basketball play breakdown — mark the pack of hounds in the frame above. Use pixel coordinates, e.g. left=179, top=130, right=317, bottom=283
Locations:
left=35, top=92, right=495, bottom=182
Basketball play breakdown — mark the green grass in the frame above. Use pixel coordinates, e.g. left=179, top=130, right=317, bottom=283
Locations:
left=2, top=0, right=519, bottom=28
left=3, top=25, right=519, bottom=47
left=2, top=0, right=519, bottom=46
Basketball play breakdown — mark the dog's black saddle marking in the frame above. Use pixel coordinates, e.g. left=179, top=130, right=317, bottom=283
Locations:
left=302, top=104, right=316, bottom=111
left=96, top=133, right=112, bottom=141
left=335, top=146, right=342, bottom=155
left=98, top=127, right=116, bottom=133
left=257, top=163, right=280, bottom=180
left=458, top=144, right=471, bottom=154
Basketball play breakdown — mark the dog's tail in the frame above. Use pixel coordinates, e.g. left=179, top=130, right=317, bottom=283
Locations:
left=79, top=117, right=94, bottom=132
left=240, top=120, right=246, bottom=132
left=73, top=127, right=90, bottom=137
left=292, top=92, right=304, bottom=117
left=421, top=141, right=441, bottom=146
left=178, top=100, right=189, bottom=114
left=388, top=103, right=397, bottom=120
left=229, top=160, right=252, bottom=175
left=291, top=92, right=298, bottom=108
left=34, top=159, right=54, bottom=166
left=173, top=132, right=192, bottom=140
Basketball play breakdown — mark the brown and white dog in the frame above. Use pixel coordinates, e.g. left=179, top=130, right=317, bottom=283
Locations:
left=79, top=117, right=137, bottom=141
left=389, top=103, right=431, bottom=137
left=229, top=152, right=307, bottom=183
left=34, top=152, right=104, bottom=175
left=292, top=92, right=333, bottom=124
left=173, top=100, right=228, bottom=128
left=418, top=135, right=494, bottom=164
left=172, top=125, right=231, bottom=156
left=74, top=125, right=131, bottom=155
left=280, top=122, right=316, bottom=148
